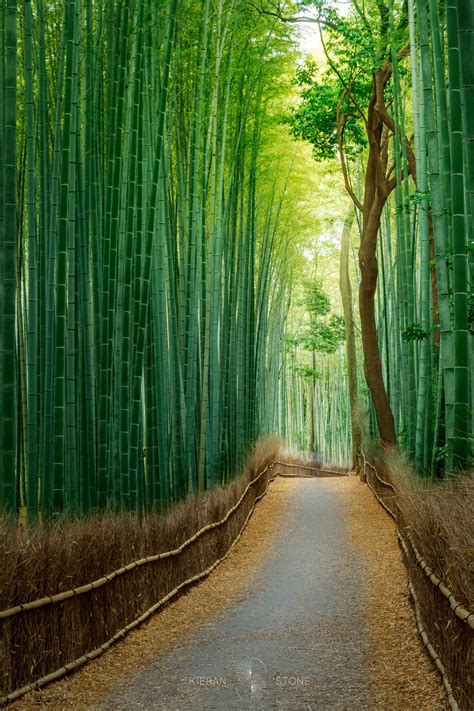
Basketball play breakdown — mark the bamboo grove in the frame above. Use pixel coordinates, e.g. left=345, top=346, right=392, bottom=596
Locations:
left=1, top=0, right=473, bottom=520
left=0, top=0, right=301, bottom=518
left=382, top=0, right=473, bottom=474
left=285, top=0, right=473, bottom=475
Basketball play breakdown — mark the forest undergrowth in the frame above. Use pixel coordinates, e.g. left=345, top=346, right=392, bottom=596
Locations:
left=0, top=438, right=280, bottom=701
left=367, top=449, right=473, bottom=709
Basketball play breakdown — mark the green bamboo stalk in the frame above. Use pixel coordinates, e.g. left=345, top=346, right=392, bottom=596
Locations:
left=389, top=16, right=417, bottom=457
left=52, top=0, right=81, bottom=515
left=417, top=0, right=453, bottom=471
left=446, top=0, right=470, bottom=468
left=42, top=9, right=66, bottom=519
left=23, top=0, right=39, bottom=517
left=409, top=0, right=432, bottom=471
left=339, top=211, right=361, bottom=468
left=455, top=0, right=474, bottom=459
left=75, top=131, right=97, bottom=512
left=98, top=1, right=129, bottom=506
left=36, top=0, right=51, bottom=500
left=128, top=0, right=178, bottom=508
left=0, top=0, right=17, bottom=514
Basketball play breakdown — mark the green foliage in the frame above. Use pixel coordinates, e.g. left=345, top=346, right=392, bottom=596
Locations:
left=303, top=313, right=346, bottom=353
left=401, top=323, right=428, bottom=342
left=295, top=364, right=320, bottom=381
left=305, top=278, right=331, bottom=316
left=295, top=281, right=346, bottom=354
left=433, top=444, right=449, bottom=463
left=287, top=61, right=366, bottom=161
left=410, top=190, right=430, bottom=205
left=282, top=333, right=300, bottom=350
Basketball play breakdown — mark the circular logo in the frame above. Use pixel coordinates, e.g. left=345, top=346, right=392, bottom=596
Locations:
left=235, top=657, right=267, bottom=704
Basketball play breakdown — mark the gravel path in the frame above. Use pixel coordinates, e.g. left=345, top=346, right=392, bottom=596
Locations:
left=100, top=479, right=373, bottom=710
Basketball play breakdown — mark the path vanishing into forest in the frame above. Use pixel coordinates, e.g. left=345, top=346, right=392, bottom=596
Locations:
left=15, top=476, right=447, bottom=711
left=101, top=477, right=372, bottom=710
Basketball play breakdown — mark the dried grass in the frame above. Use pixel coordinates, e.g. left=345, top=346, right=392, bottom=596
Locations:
left=277, top=448, right=349, bottom=473
left=366, top=448, right=473, bottom=710
left=9, top=468, right=291, bottom=710
left=277, top=448, right=304, bottom=465
left=0, top=437, right=281, bottom=700
left=343, top=475, right=448, bottom=710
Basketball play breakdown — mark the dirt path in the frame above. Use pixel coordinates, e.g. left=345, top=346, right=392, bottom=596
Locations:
left=100, top=478, right=372, bottom=710
left=15, top=476, right=446, bottom=710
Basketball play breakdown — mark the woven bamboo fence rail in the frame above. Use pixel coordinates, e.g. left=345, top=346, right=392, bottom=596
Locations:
left=0, top=461, right=345, bottom=623
left=361, top=451, right=473, bottom=711
left=0, top=463, right=276, bottom=622
left=1, top=461, right=283, bottom=706
left=3, top=455, right=468, bottom=707
left=273, top=460, right=348, bottom=477
left=361, top=453, right=474, bottom=628
left=1, top=458, right=337, bottom=706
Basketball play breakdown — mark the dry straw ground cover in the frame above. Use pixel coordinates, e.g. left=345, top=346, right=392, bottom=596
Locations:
left=363, top=450, right=473, bottom=710
left=7, top=457, right=290, bottom=710
left=2, top=442, right=469, bottom=709
left=0, top=439, right=281, bottom=704
left=342, top=474, right=449, bottom=710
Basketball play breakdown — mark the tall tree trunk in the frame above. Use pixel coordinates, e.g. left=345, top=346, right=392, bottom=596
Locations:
left=336, top=63, right=408, bottom=448
left=339, top=211, right=362, bottom=467
left=359, top=192, right=397, bottom=446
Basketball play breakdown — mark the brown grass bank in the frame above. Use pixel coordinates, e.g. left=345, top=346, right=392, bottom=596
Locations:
left=0, top=438, right=281, bottom=704
left=364, top=449, right=473, bottom=710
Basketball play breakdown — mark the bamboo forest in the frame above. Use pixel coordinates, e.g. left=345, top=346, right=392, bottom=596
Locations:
left=1, top=0, right=472, bottom=518
left=0, top=0, right=473, bottom=708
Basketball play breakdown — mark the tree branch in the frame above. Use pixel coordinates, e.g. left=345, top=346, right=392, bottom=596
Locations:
left=319, top=26, right=368, bottom=127
left=249, top=1, right=340, bottom=30
left=374, top=67, right=416, bottom=182
left=367, top=72, right=390, bottom=197
left=337, top=96, right=363, bottom=212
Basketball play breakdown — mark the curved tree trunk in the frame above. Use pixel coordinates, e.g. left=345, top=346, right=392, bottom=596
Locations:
left=359, top=193, right=397, bottom=446
left=336, top=64, right=410, bottom=449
